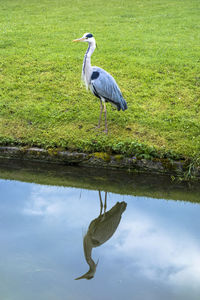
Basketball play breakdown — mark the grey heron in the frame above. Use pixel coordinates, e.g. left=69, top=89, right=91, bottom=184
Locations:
left=73, top=33, right=127, bottom=133
left=75, top=191, right=127, bottom=280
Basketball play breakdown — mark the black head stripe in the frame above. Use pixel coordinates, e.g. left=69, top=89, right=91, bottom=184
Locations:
left=86, top=33, right=93, bottom=38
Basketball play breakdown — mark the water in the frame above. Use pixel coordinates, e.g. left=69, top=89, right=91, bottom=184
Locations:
left=0, top=161, right=200, bottom=300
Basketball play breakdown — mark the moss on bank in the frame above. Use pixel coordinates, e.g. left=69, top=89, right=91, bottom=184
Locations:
left=0, top=146, right=199, bottom=181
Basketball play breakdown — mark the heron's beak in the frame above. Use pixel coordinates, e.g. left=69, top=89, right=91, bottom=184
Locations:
left=74, top=260, right=98, bottom=280
left=72, top=37, right=85, bottom=42
left=75, top=274, right=93, bottom=280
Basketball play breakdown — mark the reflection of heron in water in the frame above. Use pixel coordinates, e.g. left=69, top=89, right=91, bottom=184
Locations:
left=75, top=191, right=127, bottom=280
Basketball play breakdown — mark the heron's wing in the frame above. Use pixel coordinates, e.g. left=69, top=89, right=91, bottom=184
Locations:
left=90, top=67, right=127, bottom=111
left=88, top=201, right=127, bottom=247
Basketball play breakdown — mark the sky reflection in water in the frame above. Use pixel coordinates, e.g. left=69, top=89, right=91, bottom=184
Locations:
left=0, top=179, right=200, bottom=300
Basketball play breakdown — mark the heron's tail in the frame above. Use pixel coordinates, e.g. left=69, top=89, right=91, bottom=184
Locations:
left=120, top=96, right=128, bottom=111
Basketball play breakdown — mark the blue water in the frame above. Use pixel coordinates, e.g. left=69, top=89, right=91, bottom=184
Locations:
left=0, top=179, right=200, bottom=300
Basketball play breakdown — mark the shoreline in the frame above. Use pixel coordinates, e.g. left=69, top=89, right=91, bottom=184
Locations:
left=0, top=146, right=199, bottom=180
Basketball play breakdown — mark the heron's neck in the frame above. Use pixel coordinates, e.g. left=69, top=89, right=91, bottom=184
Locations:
left=82, top=43, right=95, bottom=88
left=75, top=235, right=96, bottom=280
left=83, top=235, right=94, bottom=266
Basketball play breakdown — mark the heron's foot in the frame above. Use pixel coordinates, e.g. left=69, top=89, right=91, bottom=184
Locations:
left=104, top=128, right=108, bottom=134
left=94, top=124, right=101, bottom=130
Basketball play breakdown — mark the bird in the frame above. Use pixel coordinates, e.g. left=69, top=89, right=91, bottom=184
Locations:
left=75, top=191, right=127, bottom=280
left=73, top=33, right=127, bottom=133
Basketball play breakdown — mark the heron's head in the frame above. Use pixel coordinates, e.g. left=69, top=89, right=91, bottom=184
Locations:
left=75, top=270, right=95, bottom=280
left=75, top=259, right=99, bottom=280
left=73, top=33, right=96, bottom=47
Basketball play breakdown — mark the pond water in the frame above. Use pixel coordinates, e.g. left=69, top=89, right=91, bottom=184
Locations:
left=0, top=161, right=200, bottom=300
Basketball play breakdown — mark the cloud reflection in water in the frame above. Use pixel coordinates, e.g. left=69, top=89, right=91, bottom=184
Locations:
left=21, top=184, right=200, bottom=298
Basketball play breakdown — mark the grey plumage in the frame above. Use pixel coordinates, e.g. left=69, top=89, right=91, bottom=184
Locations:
left=90, top=67, right=128, bottom=111
left=73, top=33, right=127, bottom=132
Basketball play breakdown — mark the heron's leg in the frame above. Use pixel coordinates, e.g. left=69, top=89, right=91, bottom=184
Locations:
left=99, top=191, right=103, bottom=215
left=103, top=102, right=108, bottom=133
left=102, top=191, right=107, bottom=221
left=104, top=192, right=107, bottom=213
left=97, top=100, right=103, bottom=128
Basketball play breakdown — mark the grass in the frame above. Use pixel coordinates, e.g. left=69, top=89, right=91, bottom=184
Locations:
left=0, top=0, right=200, bottom=163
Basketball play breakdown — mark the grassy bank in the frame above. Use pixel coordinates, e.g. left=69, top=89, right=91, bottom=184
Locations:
left=0, top=0, right=199, bottom=164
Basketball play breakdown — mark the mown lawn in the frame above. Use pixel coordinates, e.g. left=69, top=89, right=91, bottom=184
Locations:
left=0, top=0, right=199, bottom=162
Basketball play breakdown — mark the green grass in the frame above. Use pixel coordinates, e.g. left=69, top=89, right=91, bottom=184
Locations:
left=0, top=0, right=200, bottom=163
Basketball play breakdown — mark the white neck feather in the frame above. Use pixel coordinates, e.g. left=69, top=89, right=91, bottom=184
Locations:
left=82, top=42, right=96, bottom=89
